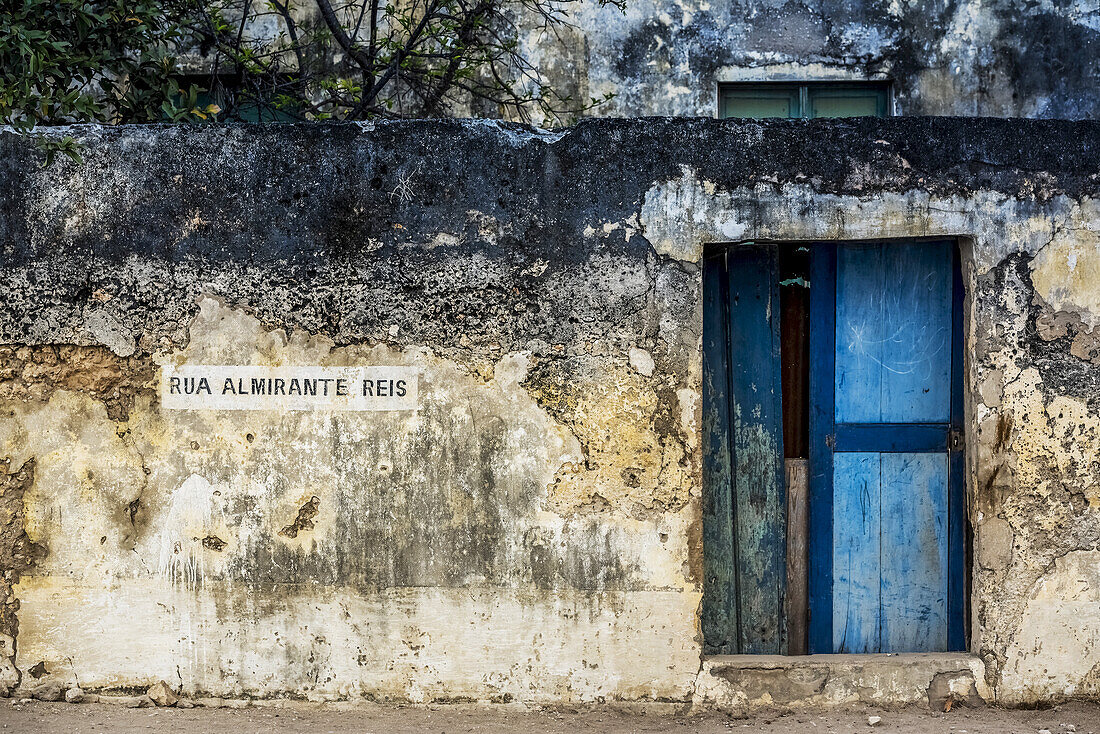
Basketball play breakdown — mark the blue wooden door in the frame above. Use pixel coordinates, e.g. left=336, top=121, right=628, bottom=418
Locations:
left=808, top=240, right=966, bottom=654
left=701, top=245, right=787, bottom=654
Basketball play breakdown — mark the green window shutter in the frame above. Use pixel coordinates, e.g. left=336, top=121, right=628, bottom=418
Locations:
left=807, top=85, right=888, bottom=118
left=719, top=86, right=801, bottom=119
left=719, top=82, right=890, bottom=119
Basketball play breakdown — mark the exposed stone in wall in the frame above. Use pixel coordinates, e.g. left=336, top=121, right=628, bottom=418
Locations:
left=0, top=457, right=46, bottom=694
left=0, top=346, right=154, bottom=422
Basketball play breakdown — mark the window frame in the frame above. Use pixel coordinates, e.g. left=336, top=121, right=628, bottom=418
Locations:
left=717, top=80, right=894, bottom=120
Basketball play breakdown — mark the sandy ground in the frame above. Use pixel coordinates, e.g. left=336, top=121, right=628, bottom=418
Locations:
left=0, top=700, right=1099, bottom=734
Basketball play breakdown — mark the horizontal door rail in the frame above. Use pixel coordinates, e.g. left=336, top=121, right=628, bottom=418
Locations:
left=834, top=423, right=954, bottom=453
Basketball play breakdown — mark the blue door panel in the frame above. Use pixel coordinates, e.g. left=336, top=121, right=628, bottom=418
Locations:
left=725, top=246, right=787, bottom=654
left=834, top=241, right=953, bottom=425
left=834, top=244, right=883, bottom=425
left=832, top=452, right=881, bottom=653
left=701, top=246, right=787, bottom=654
left=880, top=452, right=949, bottom=652
left=879, top=243, right=953, bottom=423
left=701, top=251, right=738, bottom=654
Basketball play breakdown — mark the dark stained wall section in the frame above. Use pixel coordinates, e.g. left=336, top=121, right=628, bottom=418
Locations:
left=571, top=0, right=1100, bottom=119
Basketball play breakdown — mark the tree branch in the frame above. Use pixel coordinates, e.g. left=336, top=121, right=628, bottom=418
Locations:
left=314, top=0, right=376, bottom=75
left=420, top=0, right=494, bottom=116
left=349, top=0, right=445, bottom=118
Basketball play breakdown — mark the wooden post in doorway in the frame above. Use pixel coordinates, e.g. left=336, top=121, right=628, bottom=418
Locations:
left=786, top=458, right=809, bottom=655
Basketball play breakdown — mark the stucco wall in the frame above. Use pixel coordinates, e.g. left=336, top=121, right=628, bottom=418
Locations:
left=1, top=118, right=1100, bottom=704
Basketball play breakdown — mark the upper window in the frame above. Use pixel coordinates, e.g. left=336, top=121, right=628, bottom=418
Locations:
left=172, top=74, right=300, bottom=123
left=718, top=82, right=891, bottom=119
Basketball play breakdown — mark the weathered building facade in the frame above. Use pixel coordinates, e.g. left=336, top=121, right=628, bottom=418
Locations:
left=1, top=117, right=1099, bottom=708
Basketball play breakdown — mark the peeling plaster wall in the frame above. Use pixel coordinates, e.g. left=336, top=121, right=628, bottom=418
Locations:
left=548, top=0, right=1100, bottom=119
left=2, top=118, right=1100, bottom=704
left=2, top=298, right=700, bottom=702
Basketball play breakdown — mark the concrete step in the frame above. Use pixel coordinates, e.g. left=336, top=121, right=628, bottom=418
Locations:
left=693, top=653, right=990, bottom=712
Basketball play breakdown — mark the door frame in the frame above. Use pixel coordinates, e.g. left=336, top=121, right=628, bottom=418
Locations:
left=806, top=239, right=968, bottom=654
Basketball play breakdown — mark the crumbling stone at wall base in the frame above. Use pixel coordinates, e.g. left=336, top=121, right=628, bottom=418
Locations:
left=0, top=458, right=45, bottom=692
left=147, top=680, right=179, bottom=707
left=928, top=671, right=987, bottom=711
left=31, top=680, right=62, bottom=702
left=693, top=654, right=991, bottom=712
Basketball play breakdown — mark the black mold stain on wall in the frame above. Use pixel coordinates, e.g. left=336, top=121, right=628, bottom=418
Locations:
left=217, top=406, right=642, bottom=592
left=998, top=10, right=1100, bottom=119
left=5, top=118, right=1100, bottom=268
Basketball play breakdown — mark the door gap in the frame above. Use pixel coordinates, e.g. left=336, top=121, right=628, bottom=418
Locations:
left=780, top=245, right=811, bottom=654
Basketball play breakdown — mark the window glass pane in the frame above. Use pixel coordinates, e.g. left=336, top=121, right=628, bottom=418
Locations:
left=720, top=87, right=801, bottom=119
left=808, top=87, right=887, bottom=118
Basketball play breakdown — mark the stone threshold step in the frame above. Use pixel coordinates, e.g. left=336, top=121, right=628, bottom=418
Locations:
left=694, top=653, right=990, bottom=711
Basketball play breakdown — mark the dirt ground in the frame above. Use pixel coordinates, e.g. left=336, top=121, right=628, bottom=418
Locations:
left=0, top=700, right=1098, bottom=734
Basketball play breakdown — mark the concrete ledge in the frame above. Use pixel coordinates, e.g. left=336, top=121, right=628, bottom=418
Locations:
left=693, top=653, right=990, bottom=713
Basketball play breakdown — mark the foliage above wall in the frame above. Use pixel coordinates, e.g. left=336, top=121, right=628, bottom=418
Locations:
left=182, top=0, right=619, bottom=124
left=0, top=0, right=211, bottom=162
left=1, top=0, right=619, bottom=163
